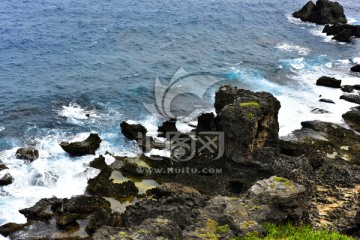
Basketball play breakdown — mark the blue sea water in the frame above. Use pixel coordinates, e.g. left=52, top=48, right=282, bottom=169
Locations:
left=0, top=0, right=359, bottom=227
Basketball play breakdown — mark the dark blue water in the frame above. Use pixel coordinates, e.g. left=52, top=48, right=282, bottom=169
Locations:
left=0, top=0, right=359, bottom=226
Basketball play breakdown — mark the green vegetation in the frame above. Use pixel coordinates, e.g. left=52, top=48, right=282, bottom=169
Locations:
left=240, top=102, right=260, bottom=107
left=237, top=223, right=354, bottom=240
left=273, top=176, right=293, bottom=187
left=216, top=224, right=230, bottom=234
left=247, top=113, right=255, bottom=120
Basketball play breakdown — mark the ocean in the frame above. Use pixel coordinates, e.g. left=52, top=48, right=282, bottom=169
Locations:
left=0, top=0, right=359, bottom=227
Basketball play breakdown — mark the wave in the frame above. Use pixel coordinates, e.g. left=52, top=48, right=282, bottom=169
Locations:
left=276, top=43, right=310, bottom=56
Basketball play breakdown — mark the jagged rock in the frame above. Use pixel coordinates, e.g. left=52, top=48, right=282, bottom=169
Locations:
left=319, top=98, right=335, bottom=104
left=351, top=65, right=360, bottom=73
left=214, top=85, right=281, bottom=162
left=56, top=213, right=79, bottom=228
left=342, top=85, right=354, bottom=93
left=311, top=108, right=330, bottom=114
left=332, top=29, right=353, bottom=42
left=157, top=119, right=177, bottom=137
left=19, top=197, right=63, bottom=221
left=340, top=94, right=360, bottom=104
left=0, top=222, right=29, bottom=237
left=15, top=148, right=39, bottom=162
left=0, top=163, right=8, bottom=171
left=195, top=112, right=216, bottom=132
left=120, top=121, right=147, bottom=141
left=60, top=133, right=102, bottom=156
left=316, top=76, right=342, bottom=88
left=293, top=0, right=347, bottom=25
left=343, top=109, right=360, bottom=131
left=63, top=195, right=111, bottom=215
left=0, top=173, right=14, bottom=186
left=89, top=155, right=108, bottom=170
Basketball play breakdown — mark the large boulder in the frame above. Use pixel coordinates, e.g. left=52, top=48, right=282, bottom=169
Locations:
left=332, top=28, right=353, bottom=42
left=15, top=148, right=39, bottom=162
left=293, top=0, right=347, bottom=25
left=60, top=133, right=102, bottom=156
left=120, top=121, right=147, bottom=141
left=214, top=85, right=281, bottom=162
left=343, top=108, right=360, bottom=131
left=351, top=65, right=360, bottom=73
left=340, top=94, right=360, bottom=104
left=316, top=76, right=342, bottom=88
left=157, top=119, right=177, bottom=137
left=0, top=173, right=14, bottom=186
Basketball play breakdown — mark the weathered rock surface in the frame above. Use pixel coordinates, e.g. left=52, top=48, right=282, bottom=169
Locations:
left=15, top=148, right=39, bottom=162
left=293, top=0, right=347, bottom=25
left=0, top=173, right=14, bottom=186
left=340, top=94, right=360, bottom=104
left=351, top=65, right=360, bottom=72
left=120, top=121, right=147, bottom=141
left=342, top=85, right=354, bottom=93
left=316, top=76, right=342, bottom=88
left=60, top=133, right=102, bottom=156
left=343, top=108, right=360, bottom=131
left=195, top=112, right=216, bottom=132
left=323, top=24, right=360, bottom=42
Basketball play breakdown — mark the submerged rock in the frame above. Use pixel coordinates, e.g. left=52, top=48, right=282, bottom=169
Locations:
left=316, top=76, right=342, bottom=88
left=60, top=133, right=102, bottom=156
left=0, top=163, right=8, bottom=171
left=0, top=173, right=14, bottom=186
left=293, top=0, right=347, bottom=25
left=319, top=98, right=335, bottom=104
left=311, top=108, right=330, bottom=114
left=15, top=147, right=39, bottom=162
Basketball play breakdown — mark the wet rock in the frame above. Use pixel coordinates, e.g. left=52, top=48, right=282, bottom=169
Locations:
left=120, top=162, right=146, bottom=178
left=316, top=76, right=341, bottom=88
left=0, top=222, right=29, bottom=237
left=319, top=98, right=335, bottom=104
left=157, top=119, right=177, bottom=137
left=85, top=208, right=111, bottom=234
left=15, top=147, right=39, bottom=162
left=351, top=65, right=360, bottom=72
left=19, top=197, right=62, bottom=221
left=340, top=94, right=360, bottom=104
left=89, top=155, right=108, bottom=170
left=0, top=163, right=8, bottom=171
left=332, top=29, right=353, bottom=42
left=120, top=121, right=147, bottom=141
left=342, top=85, right=354, bottom=93
left=0, top=173, right=14, bottom=186
left=195, top=112, right=216, bottom=132
left=56, top=213, right=79, bottom=229
left=214, top=85, right=281, bottom=162
left=293, top=0, right=347, bottom=25
left=323, top=24, right=360, bottom=41
left=343, top=109, right=360, bottom=131
left=311, top=108, right=330, bottom=114
left=60, top=133, right=102, bottom=156
left=63, top=195, right=111, bottom=215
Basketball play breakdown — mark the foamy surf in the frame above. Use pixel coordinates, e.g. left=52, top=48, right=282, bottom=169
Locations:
left=276, top=43, right=310, bottom=56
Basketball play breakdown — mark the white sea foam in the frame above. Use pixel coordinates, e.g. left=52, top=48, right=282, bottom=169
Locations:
left=348, top=17, right=357, bottom=24
left=353, top=57, right=360, bottom=64
left=276, top=43, right=310, bottom=56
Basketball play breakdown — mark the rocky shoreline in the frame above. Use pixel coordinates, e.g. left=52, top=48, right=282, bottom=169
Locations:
left=0, top=83, right=359, bottom=239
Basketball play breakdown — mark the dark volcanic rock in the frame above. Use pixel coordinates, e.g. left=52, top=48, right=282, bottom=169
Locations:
left=120, top=121, right=147, bottom=141
left=343, top=109, right=360, bottom=131
left=332, top=28, right=353, bottom=42
left=60, top=133, right=102, bottom=156
left=340, top=94, right=360, bottom=104
left=19, top=197, right=62, bottom=221
left=157, top=119, right=177, bottom=137
left=63, top=195, right=111, bottom=215
left=342, top=85, right=354, bottom=93
left=0, top=163, right=8, bottom=171
left=279, top=140, right=305, bottom=157
left=0, top=222, right=29, bottom=237
left=316, top=76, right=342, bottom=88
left=0, top=173, right=14, bottom=186
left=214, top=85, right=281, bottom=162
left=15, top=148, right=39, bottom=162
left=351, top=65, right=360, bottom=73
left=56, top=213, right=79, bottom=229
left=195, top=112, right=216, bottom=132
left=319, top=98, right=335, bottom=104
left=89, top=155, right=108, bottom=170
left=293, top=0, right=347, bottom=25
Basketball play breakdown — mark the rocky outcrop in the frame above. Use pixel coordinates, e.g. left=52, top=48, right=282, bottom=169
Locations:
left=340, top=94, right=360, bottom=104
left=316, top=76, right=342, bottom=88
left=60, top=133, right=102, bottom=156
left=323, top=24, right=360, bottom=42
left=351, top=65, right=360, bottom=73
left=157, top=119, right=177, bottom=137
left=15, top=148, right=39, bottom=162
left=293, top=0, right=347, bottom=25
left=195, top=112, right=216, bottom=132
left=214, top=85, right=281, bottom=162
left=120, top=121, right=147, bottom=141
left=0, top=173, right=14, bottom=186
left=343, top=108, right=360, bottom=131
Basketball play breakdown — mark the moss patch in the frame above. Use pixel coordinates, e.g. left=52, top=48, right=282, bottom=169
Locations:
left=240, top=102, right=260, bottom=107
left=273, top=176, right=293, bottom=187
